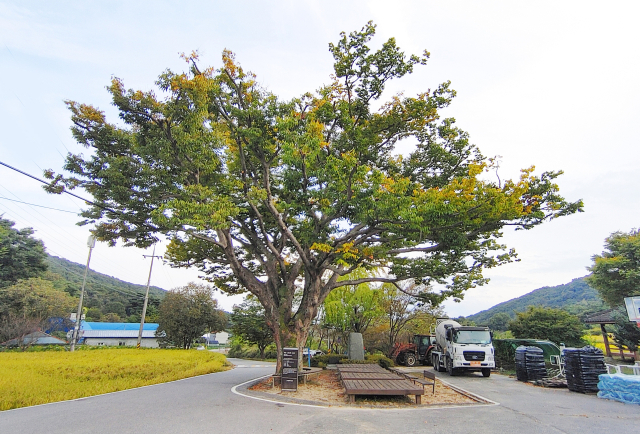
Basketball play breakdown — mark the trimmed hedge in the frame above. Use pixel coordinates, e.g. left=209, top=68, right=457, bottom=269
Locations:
left=310, top=354, right=349, bottom=367
left=310, top=354, right=394, bottom=369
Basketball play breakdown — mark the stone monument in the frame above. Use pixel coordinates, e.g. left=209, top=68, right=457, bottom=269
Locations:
left=348, top=332, right=365, bottom=360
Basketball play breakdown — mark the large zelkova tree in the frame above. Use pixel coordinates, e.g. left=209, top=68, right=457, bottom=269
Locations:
left=0, top=218, right=48, bottom=287
left=45, top=23, right=582, bottom=370
left=587, top=229, right=640, bottom=307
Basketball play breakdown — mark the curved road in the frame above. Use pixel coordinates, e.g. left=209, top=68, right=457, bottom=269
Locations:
left=1, top=359, right=638, bottom=433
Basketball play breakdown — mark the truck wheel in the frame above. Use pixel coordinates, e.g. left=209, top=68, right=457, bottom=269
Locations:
left=425, top=350, right=433, bottom=366
left=447, top=357, right=459, bottom=376
left=405, top=353, right=417, bottom=367
left=482, top=368, right=491, bottom=378
left=432, top=354, right=439, bottom=371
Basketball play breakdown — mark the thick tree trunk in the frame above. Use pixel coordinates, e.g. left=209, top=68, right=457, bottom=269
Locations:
left=268, top=308, right=315, bottom=373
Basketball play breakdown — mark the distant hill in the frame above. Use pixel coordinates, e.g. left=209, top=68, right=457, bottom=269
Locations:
left=465, top=276, right=605, bottom=325
left=46, top=255, right=167, bottom=321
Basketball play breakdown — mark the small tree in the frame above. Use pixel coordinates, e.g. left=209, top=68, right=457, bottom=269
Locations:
left=0, top=313, right=43, bottom=350
left=323, top=277, right=384, bottom=335
left=610, top=308, right=640, bottom=359
left=0, top=277, right=76, bottom=321
left=156, top=283, right=226, bottom=349
left=508, top=306, right=585, bottom=347
left=0, top=218, right=48, bottom=287
left=587, top=229, right=640, bottom=307
left=380, top=283, right=435, bottom=355
left=230, top=298, right=273, bottom=359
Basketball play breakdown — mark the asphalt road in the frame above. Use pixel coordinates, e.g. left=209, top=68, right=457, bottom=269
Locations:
left=1, top=359, right=638, bottom=434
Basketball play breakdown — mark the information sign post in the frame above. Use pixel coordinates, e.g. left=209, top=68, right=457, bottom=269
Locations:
left=281, top=347, right=298, bottom=392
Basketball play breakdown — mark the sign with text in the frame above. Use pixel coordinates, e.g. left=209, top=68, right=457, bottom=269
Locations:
left=281, top=347, right=298, bottom=391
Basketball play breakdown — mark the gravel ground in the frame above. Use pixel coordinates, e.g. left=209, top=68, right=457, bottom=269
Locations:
left=247, top=369, right=479, bottom=407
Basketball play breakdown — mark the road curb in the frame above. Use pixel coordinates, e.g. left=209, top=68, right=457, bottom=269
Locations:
left=231, top=374, right=500, bottom=410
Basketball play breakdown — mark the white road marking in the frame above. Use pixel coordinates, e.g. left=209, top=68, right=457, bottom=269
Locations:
left=231, top=375, right=500, bottom=410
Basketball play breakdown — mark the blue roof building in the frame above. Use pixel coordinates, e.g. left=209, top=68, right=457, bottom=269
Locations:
left=80, top=322, right=159, bottom=331
left=77, top=322, right=161, bottom=348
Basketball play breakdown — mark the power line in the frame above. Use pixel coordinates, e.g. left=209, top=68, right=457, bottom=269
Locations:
left=0, top=161, right=171, bottom=287
left=0, top=160, right=119, bottom=214
left=0, top=196, right=78, bottom=214
left=0, top=193, right=143, bottom=280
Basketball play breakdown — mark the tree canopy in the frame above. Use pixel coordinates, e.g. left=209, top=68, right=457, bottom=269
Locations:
left=0, top=277, right=76, bottom=321
left=323, top=270, right=384, bottom=334
left=156, top=283, right=226, bottom=349
left=508, top=306, right=585, bottom=347
left=230, top=297, right=273, bottom=359
left=46, top=23, right=582, bottom=369
left=0, top=217, right=48, bottom=287
left=587, top=229, right=640, bottom=307
left=488, top=312, right=511, bottom=331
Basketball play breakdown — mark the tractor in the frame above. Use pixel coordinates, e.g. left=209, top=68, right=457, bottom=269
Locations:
left=391, top=334, right=437, bottom=366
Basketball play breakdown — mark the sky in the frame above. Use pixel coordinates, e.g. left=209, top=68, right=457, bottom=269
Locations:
left=1, top=1, right=639, bottom=315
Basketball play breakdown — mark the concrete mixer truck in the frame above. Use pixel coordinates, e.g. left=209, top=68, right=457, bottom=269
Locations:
left=431, top=318, right=495, bottom=377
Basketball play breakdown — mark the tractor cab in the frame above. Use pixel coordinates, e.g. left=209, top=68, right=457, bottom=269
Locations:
left=413, top=334, right=436, bottom=359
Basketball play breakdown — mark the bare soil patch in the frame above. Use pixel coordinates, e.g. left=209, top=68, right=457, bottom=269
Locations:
left=248, top=370, right=478, bottom=407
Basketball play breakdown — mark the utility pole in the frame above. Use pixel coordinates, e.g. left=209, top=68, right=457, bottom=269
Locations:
left=70, top=235, right=96, bottom=352
left=137, top=245, right=163, bottom=348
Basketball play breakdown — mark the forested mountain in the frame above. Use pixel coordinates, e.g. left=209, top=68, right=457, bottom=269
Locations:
left=465, top=277, right=605, bottom=325
left=45, top=255, right=167, bottom=322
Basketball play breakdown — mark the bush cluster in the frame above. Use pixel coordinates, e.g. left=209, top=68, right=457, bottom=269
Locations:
left=310, top=354, right=394, bottom=369
left=365, top=354, right=394, bottom=369
left=310, top=354, right=349, bottom=367
left=228, top=342, right=277, bottom=359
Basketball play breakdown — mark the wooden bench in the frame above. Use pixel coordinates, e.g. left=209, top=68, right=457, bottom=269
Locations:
left=268, top=367, right=323, bottom=387
left=415, top=370, right=436, bottom=394
left=299, top=367, right=322, bottom=384
left=400, top=370, right=436, bottom=394
left=268, top=373, right=281, bottom=388
left=343, top=378, right=425, bottom=404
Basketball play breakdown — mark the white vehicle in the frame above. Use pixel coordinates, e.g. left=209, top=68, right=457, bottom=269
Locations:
left=303, top=349, right=325, bottom=357
left=431, top=318, right=495, bottom=377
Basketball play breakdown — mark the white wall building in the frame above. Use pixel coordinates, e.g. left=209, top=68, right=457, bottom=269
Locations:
left=203, top=331, right=230, bottom=345
left=76, top=322, right=160, bottom=348
left=81, top=330, right=160, bottom=348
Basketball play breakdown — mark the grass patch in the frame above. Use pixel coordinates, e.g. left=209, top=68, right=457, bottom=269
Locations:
left=0, top=348, right=229, bottom=411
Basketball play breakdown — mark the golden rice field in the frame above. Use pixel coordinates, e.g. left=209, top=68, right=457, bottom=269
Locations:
left=583, top=334, right=608, bottom=351
left=0, top=349, right=229, bottom=411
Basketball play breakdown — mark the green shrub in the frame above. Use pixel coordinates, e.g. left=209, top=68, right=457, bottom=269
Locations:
left=366, top=354, right=394, bottom=369
left=310, top=353, right=394, bottom=369
left=310, top=354, right=349, bottom=367
left=228, top=341, right=244, bottom=358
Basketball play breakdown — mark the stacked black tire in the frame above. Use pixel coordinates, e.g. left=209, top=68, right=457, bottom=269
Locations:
left=564, top=346, right=606, bottom=393
left=515, top=346, right=547, bottom=382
